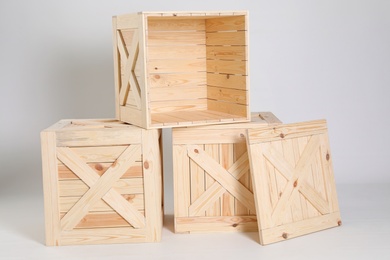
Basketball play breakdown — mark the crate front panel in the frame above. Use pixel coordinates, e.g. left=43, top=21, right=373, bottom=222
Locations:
left=246, top=120, right=341, bottom=245
left=41, top=120, right=162, bottom=245
left=173, top=123, right=261, bottom=233
left=114, top=12, right=250, bottom=128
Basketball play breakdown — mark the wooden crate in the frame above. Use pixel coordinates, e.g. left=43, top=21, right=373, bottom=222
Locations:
left=172, top=112, right=281, bottom=233
left=246, top=120, right=341, bottom=245
left=40, top=119, right=163, bottom=246
left=112, top=11, right=250, bottom=129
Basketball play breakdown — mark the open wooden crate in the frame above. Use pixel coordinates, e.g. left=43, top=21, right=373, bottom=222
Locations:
left=172, top=112, right=281, bottom=233
left=112, top=11, right=249, bottom=129
left=41, top=119, right=163, bottom=245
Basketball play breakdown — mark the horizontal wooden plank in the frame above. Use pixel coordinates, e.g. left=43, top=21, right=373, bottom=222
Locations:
left=147, top=31, right=206, bottom=45
left=42, top=120, right=72, bottom=131
left=59, top=194, right=144, bottom=213
left=147, top=45, right=206, bottom=60
left=206, top=16, right=246, bottom=32
left=207, top=99, right=248, bottom=117
left=56, top=128, right=142, bottom=147
left=59, top=178, right=144, bottom=197
left=59, top=227, right=147, bottom=245
left=247, top=120, right=328, bottom=144
left=206, top=31, right=246, bottom=45
left=119, top=106, right=145, bottom=128
left=173, top=128, right=246, bottom=145
left=251, top=112, right=282, bottom=126
left=149, top=98, right=208, bottom=114
left=206, top=46, right=246, bottom=60
left=57, top=146, right=141, bottom=163
left=207, top=60, right=246, bottom=75
left=207, top=73, right=247, bottom=90
left=260, top=212, right=341, bottom=245
left=149, top=85, right=207, bottom=102
left=58, top=162, right=143, bottom=180
left=207, top=86, right=247, bottom=105
left=148, top=59, right=206, bottom=74
left=149, top=72, right=206, bottom=88
left=147, top=18, right=205, bottom=31
left=115, top=14, right=139, bottom=30
left=175, top=216, right=257, bottom=233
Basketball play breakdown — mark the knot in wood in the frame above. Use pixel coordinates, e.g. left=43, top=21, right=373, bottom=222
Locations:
left=154, top=67, right=158, bottom=70
left=226, top=74, right=230, bottom=79
left=95, top=164, right=103, bottom=171
left=326, top=153, right=330, bottom=161
left=173, top=13, right=177, bottom=16
left=232, top=223, right=238, bottom=228
left=338, top=220, right=342, bottom=226
left=282, top=233, right=288, bottom=239
left=279, top=133, right=285, bottom=139
left=144, top=161, right=150, bottom=169
left=194, top=149, right=199, bottom=154
left=240, top=133, right=245, bottom=138
left=293, top=180, right=298, bottom=188
left=154, top=75, right=160, bottom=79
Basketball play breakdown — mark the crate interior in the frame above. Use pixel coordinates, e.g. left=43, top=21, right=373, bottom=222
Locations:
left=146, top=15, right=248, bottom=127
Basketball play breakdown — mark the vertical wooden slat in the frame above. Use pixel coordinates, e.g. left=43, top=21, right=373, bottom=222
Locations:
left=41, top=131, right=60, bottom=246
left=293, top=138, right=309, bottom=220
left=190, top=146, right=206, bottom=217
left=204, top=144, right=221, bottom=216
left=173, top=144, right=191, bottom=225
left=142, top=129, right=163, bottom=242
left=112, top=17, right=121, bottom=119
left=139, top=14, right=149, bottom=128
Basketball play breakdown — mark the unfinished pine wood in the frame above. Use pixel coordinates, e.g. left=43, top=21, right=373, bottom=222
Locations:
left=246, top=120, right=342, bottom=245
left=113, top=11, right=249, bottom=129
left=172, top=112, right=281, bottom=233
left=41, top=119, right=163, bottom=245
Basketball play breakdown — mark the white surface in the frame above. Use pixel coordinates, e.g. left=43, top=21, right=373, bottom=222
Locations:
left=1, top=1, right=389, bottom=259
left=1, top=184, right=389, bottom=259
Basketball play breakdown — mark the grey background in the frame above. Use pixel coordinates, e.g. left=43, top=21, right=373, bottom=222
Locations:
left=0, top=1, right=389, bottom=259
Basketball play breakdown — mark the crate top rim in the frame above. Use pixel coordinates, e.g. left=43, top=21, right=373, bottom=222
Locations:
left=41, top=119, right=144, bottom=132
left=114, top=10, right=248, bottom=18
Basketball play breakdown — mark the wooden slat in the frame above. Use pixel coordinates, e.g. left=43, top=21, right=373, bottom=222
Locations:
left=59, top=178, right=144, bottom=197
left=205, top=16, right=246, bottom=31
left=207, top=60, right=246, bottom=75
left=116, top=14, right=139, bottom=29
left=58, top=162, right=142, bottom=180
left=173, top=145, right=191, bottom=219
left=173, top=127, right=246, bottom=145
left=190, top=149, right=206, bottom=216
left=148, top=45, right=206, bottom=60
left=147, top=18, right=205, bottom=31
left=142, top=129, right=163, bottom=242
left=207, top=73, right=246, bottom=90
left=150, top=98, right=207, bottom=114
left=234, top=142, right=250, bottom=216
left=187, top=145, right=255, bottom=212
left=66, top=146, right=136, bottom=163
left=207, top=99, right=247, bottom=117
left=60, top=212, right=132, bottom=229
left=120, top=106, right=145, bottom=129
left=59, top=227, right=147, bottom=245
left=299, top=182, right=330, bottom=215
left=175, top=216, right=257, bottom=233
left=247, top=120, right=328, bottom=143
left=41, top=131, right=61, bottom=246
left=207, top=86, right=247, bottom=105
left=148, top=31, right=206, bottom=45
left=149, top=72, right=206, bottom=88
left=148, top=59, right=206, bottom=74
left=59, top=194, right=144, bottom=213
left=253, top=112, right=282, bottom=126
left=206, top=45, right=246, bottom=60
left=260, top=212, right=341, bottom=245
left=113, top=17, right=121, bottom=119
left=149, top=85, right=207, bottom=102
left=204, top=144, right=221, bottom=216
left=206, top=31, right=246, bottom=45
left=56, top=129, right=141, bottom=147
